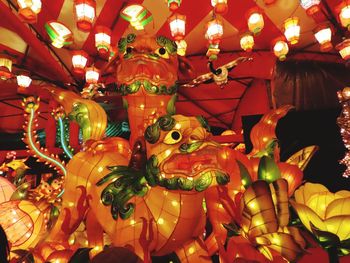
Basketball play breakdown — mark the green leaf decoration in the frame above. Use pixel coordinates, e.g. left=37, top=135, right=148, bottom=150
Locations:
left=196, top=115, right=211, bottom=132
left=257, top=156, right=281, bottom=183
left=215, top=170, right=230, bottom=186
left=254, top=139, right=279, bottom=158
left=310, top=222, right=340, bottom=249
left=194, top=171, right=213, bottom=192
left=177, top=177, right=194, bottom=191
left=179, top=141, right=203, bottom=153
left=10, top=182, right=31, bottom=200
left=158, top=115, right=176, bottom=131
left=236, top=160, right=252, bottom=189
left=144, top=123, right=160, bottom=144
left=145, top=155, right=160, bottom=186
left=166, top=94, right=177, bottom=116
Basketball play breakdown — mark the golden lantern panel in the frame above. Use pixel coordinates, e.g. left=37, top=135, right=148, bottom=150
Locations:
left=17, top=0, right=41, bottom=23
left=169, top=14, right=186, bottom=41
left=240, top=33, right=254, bottom=52
left=17, top=72, right=32, bottom=88
left=300, top=0, right=321, bottom=16
left=336, top=39, right=350, bottom=61
left=284, top=17, right=300, bottom=45
left=211, top=0, right=228, bottom=14
left=72, top=50, right=88, bottom=75
left=95, top=26, right=112, bottom=55
left=0, top=55, right=13, bottom=80
left=314, top=25, right=333, bottom=52
left=176, top=40, right=187, bottom=56
left=74, top=0, right=96, bottom=32
left=273, top=40, right=289, bottom=61
left=85, top=66, right=100, bottom=84
left=205, top=19, right=224, bottom=45
left=338, top=2, right=350, bottom=30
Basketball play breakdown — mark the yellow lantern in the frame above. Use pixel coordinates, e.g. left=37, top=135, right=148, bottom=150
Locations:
left=85, top=66, right=100, bottom=84
left=314, top=24, right=333, bottom=52
left=17, top=0, right=41, bottom=23
left=273, top=39, right=289, bottom=61
left=168, top=13, right=186, bottom=41
left=205, top=18, right=224, bottom=45
left=240, top=33, right=254, bottom=52
left=0, top=54, right=13, bottom=80
left=337, top=1, right=350, bottom=30
left=16, top=71, right=32, bottom=88
left=176, top=40, right=187, bottom=56
left=72, top=50, right=88, bottom=75
left=211, top=0, right=228, bottom=14
left=95, top=26, right=112, bottom=56
left=74, top=0, right=96, bottom=32
left=247, top=8, right=264, bottom=35
left=284, top=17, right=300, bottom=45
left=336, top=39, right=350, bottom=61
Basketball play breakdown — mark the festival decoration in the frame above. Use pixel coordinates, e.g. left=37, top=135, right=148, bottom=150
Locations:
left=85, top=66, right=100, bottom=84
left=314, top=24, right=333, bottom=52
left=337, top=1, right=350, bottom=31
left=167, top=0, right=181, bottom=11
left=240, top=32, right=254, bottom=52
left=300, top=0, right=321, bottom=16
left=74, top=0, right=96, bottom=32
left=0, top=54, right=13, bottom=80
left=168, top=13, right=186, bottom=41
left=72, top=50, right=88, bottom=75
left=120, top=4, right=153, bottom=30
left=291, top=183, right=350, bottom=262
left=175, top=40, right=187, bottom=56
left=211, top=0, right=228, bottom=14
left=263, top=0, right=276, bottom=4
left=0, top=157, right=30, bottom=186
left=16, top=71, right=32, bottom=88
left=0, top=177, right=16, bottom=203
left=45, top=21, right=73, bottom=48
left=17, top=0, right=41, bottom=23
left=336, top=39, right=350, bottom=61
left=273, top=39, right=289, bottom=61
left=247, top=8, right=264, bottom=35
left=206, top=43, right=221, bottom=61
left=205, top=18, right=224, bottom=45
left=95, top=26, right=112, bottom=56
left=284, top=17, right=300, bottom=45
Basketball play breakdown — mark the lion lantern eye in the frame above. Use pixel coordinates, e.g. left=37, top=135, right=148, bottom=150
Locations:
left=163, top=130, right=182, bottom=145
left=155, top=47, right=169, bottom=59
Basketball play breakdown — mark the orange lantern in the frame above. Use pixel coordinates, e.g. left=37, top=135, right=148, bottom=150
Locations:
left=166, top=0, right=181, bottom=11
left=336, top=39, right=350, bottom=61
left=337, top=1, right=350, bottom=31
left=17, top=0, right=41, bottom=23
left=168, top=14, right=186, bottom=41
left=176, top=40, right=187, bottom=56
left=95, top=26, right=112, bottom=56
left=240, top=32, right=254, bottom=52
left=247, top=8, right=264, bottom=35
left=0, top=54, right=13, bottom=80
left=85, top=66, right=100, bottom=84
left=263, top=0, right=276, bottom=4
left=284, top=17, right=300, bottom=45
left=72, top=50, right=88, bottom=75
left=300, top=0, right=321, bottom=16
left=211, top=0, right=228, bottom=14
left=273, top=39, right=289, bottom=61
left=205, top=18, right=224, bottom=45
left=313, top=24, right=333, bottom=52
left=74, top=0, right=96, bottom=32
left=16, top=71, right=32, bottom=88
left=0, top=177, right=15, bottom=204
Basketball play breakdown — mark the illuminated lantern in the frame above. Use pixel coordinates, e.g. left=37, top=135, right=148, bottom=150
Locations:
left=247, top=8, right=264, bottom=35
left=206, top=43, right=220, bottom=61
left=85, top=66, right=100, bottom=84
left=337, top=1, right=350, bottom=31
left=273, top=39, right=289, bottom=61
left=240, top=33, right=254, bottom=52
left=166, top=0, right=181, bottom=11
left=45, top=21, right=73, bottom=48
left=72, top=50, right=88, bottom=75
left=300, top=0, right=321, bottom=16
left=313, top=24, right=333, bottom=52
left=0, top=177, right=15, bottom=204
left=95, top=26, right=111, bottom=56
left=168, top=14, right=186, bottom=41
left=284, top=17, right=300, bottom=45
left=176, top=40, right=187, bottom=56
left=205, top=18, right=224, bottom=45
left=120, top=4, right=153, bottom=30
left=0, top=54, right=13, bottom=80
left=336, top=39, right=350, bottom=61
left=263, top=0, right=276, bottom=4
left=211, top=0, right=228, bottom=14
left=17, top=0, right=41, bottom=23
left=16, top=71, right=32, bottom=88
left=74, top=0, right=96, bottom=32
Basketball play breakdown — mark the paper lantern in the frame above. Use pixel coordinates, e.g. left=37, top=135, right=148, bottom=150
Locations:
left=240, top=33, right=254, bottom=52
left=211, top=0, right=228, bottom=14
left=176, top=40, right=187, bottom=56
left=273, top=39, right=289, bottom=61
left=166, top=0, right=181, bottom=11
left=284, top=17, right=300, bottom=45
left=300, top=0, right=321, bottom=16
left=120, top=4, right=153, bottom=30
left=0, top=177, right=15, bottom=204
left=0, top=54, right=13, bottom=80
left=85, top=66, right=100, bottom=84
left=74, top=0, right=96, bottom=32
left=336, top=39, right=350, bottom=61
left=45, top=21, right=73, bottom=48
left=16, top=71, right=32, bottom=88
left=337, top=1, right=350, bottom=30
left=314, top=24, right=333, bottom=52
left=17, top=0, right=41, bottom=23
left=95, top=26, right=111, bottom=56
left=168, top=14, right=186, bottom=41
left=205, top=19, right=224, bottom=45
left=206, top=43, right=220, bottom=61
left=247, top=8, right=264, bottom=35
left=72, top=50, right=88, bottom=75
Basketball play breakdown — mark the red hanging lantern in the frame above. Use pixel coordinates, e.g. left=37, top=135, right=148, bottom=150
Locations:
left=85, top=66, right=100, bottom=84
left=168, top=14, right=186, bottom=41
left=74, top=0, right=96, bottom=32
left=336, top=39, right=350, bottom=61
left=284, top=17, right=300, bottom=45
left=211, top=0, right=228, bottom=15
left=272, top=38, right=289, bottom=61
left=300, top=0, right=321, bottom=16
left=72, top=50, right=88, bottom=75
left=0, top=54, right=13, bottom=80
left=205, top=18, right=224, bottom=45
left=16, top=71, right=32, bottom=88
left=17, top=0, right=41, bottom=23
left=95, top=26, right=111, bottom=56
left=337, top=1, right=350, bottom=31
left=313, top=24, right=333, bottom=52
left=166, top=0, right=181, bottom=11
left=246, top=8, right=264, bottom=35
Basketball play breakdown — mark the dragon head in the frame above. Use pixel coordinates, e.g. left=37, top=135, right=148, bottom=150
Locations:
left=144, top=115, right=230, bottom=192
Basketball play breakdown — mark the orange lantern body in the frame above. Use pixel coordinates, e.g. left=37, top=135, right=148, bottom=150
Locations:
left=313, top=24, right=333, bottom=52
left=337, top=1, right=350, bottom=31
left=72, top=50, right=88, bottom=75
left=85, top=66, right=100, bottom=84
left=247, top=8, right=264, bottom=35
left=205, top=19, right=224, bottom=45
left=336, top=39, right=350, bottom=61
left=284, top=17, right=300, bottom=45
left=0, top=177, right=15, bottom=204
left=0, top=55, right=13, bottom=80
left=240, top=33, right=254, bottom=52
left=95, top=26, right=112, bottom=56
left=74, top=0, right=96, bottom=32
left=300, top=0, right=321, bottom=16
left=17, top=0, right=41, bottom=23
left=211, top=0, right=228, bottom=14
left=273, top=38, right=289, bottom=61
left=168, top=14, right=186, bottom=41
